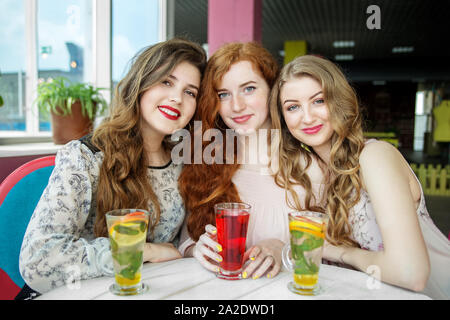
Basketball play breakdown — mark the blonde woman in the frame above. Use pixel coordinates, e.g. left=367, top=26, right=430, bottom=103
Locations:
left=270, top=55, right=450, bottom=299
left=19, top=38, right=206, bottom=296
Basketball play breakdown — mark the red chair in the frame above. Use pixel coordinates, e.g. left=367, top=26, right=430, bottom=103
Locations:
left=0, top=156, right=55, bottom=300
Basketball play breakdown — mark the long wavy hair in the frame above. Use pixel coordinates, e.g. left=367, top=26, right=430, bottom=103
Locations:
left=178, top=42, right=279, bottom=241
left=91, top=38, right=206, bottom=238
left=269, top=55, right=365, bottom=247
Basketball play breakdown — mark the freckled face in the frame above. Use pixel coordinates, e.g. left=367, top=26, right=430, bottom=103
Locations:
left=217, top=61, right=270, bottom=134
left=139, top=61, right=201, bottom=138
left=280, top=76, right=334, bottom=151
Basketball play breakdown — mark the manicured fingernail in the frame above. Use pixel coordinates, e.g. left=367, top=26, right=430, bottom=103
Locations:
left=216, top=256, right=223, bottom=262
left=216, top=245, right=222, bottom=252
left=267, top=274, right=272, bottom=279
left=250, top=256, right=255, bottom=261
left=242, top=271, right=248, bottom=279
left=252, top=274, right=259, bottom=280
left=215, top=267, right=220, bottom=273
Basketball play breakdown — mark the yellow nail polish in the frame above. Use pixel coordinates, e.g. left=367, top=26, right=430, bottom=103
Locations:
left=250, top=256, right=255, bottom=261
left=267, top=274, right=272, bottom=279
left=216, top=245, right=222, bottom=252
left=242, top=271, right=248, bottom=279
left=252, top=274, right=259, bottom=280
left=216, top=256, right=223, bottom=262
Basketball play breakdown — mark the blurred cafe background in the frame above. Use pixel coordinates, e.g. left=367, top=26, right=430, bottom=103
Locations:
left=0, top=0, right=449, bottom=235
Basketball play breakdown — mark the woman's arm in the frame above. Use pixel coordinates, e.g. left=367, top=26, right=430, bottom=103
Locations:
left=324, top=141, right=430, bottom=291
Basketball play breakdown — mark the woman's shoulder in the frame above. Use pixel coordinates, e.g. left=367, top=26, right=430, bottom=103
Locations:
left=358, top=139, right=414, bottom=189
left=359, top=139, right=403, bottom=168
left=55, top=135, right=104, bottom=171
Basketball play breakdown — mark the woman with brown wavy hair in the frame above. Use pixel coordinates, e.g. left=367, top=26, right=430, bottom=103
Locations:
left=270, top=54, right=450, bottom=299
left=177, top=42, right=324, bottom=280
left=19, top=38, right=206, bottom=295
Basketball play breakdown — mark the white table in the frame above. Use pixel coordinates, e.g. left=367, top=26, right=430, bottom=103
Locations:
left=36, top=258, right=430, bottom=300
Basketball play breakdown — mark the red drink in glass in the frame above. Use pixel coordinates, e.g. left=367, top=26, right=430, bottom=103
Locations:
left=214, top=203, right=251, bottom=280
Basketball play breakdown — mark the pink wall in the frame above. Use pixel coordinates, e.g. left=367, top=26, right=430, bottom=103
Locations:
left=208, top=0, right=262, bottom=55
left=0, top=154, right=54, bottom=184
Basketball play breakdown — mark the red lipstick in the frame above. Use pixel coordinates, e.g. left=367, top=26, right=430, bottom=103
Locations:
left=301, top=124, right=323, bottom=135
left=158, top=105, right=180, bottom=120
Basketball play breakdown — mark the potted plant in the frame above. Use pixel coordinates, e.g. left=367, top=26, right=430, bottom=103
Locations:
left=36, top=76, right=108, bottom=144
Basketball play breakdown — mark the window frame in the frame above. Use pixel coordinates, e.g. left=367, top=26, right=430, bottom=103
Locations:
left=0, top=0, right=170, bottom=144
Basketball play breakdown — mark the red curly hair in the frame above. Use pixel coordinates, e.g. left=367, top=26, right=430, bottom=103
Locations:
left=178, top=42, right=279, bottom=241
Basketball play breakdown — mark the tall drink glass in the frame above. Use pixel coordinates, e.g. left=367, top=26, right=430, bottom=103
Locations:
left=106, top=209, right=150, bottom=296
left=214, top=202, right=251, bottom=280
left=282, top=211, right=328, bottom=295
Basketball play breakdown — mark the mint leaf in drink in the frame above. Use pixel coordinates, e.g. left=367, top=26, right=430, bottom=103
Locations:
left=291, top=230, right=304, bottom=239
left=139, top=221, right=147, bottom=233
left=114, top=224, right=139, bottom=235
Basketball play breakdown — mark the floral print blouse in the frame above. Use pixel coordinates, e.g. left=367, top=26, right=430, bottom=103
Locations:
left=19, top=138, right=185, bottom=294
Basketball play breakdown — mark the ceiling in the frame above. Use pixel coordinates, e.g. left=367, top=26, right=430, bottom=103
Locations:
left=174, top=0, right=450, bottom=82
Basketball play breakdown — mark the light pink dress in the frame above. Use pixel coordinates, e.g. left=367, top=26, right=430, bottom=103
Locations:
left=346, top=140, right=450, bottom=299
left=178, top=167, right=324, bottom=255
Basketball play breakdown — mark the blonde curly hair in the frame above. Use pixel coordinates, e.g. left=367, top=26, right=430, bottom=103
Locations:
left=269, top=55, right=365, bottom=247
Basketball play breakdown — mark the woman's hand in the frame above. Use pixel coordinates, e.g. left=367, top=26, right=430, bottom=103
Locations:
left=143, top=242, right=182, bottom=263
left=192, top=224, right=223, bottom=272
left=241, top=239, right=283, bottom=279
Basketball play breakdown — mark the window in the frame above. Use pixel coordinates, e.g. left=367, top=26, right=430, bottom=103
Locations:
left=37, top=0, right=93, bottom=132
left=0, top=0, right=167, bottom=141
left=112, top=0, right=161, bottom=87
left=0, top=0, right=26, bottom=132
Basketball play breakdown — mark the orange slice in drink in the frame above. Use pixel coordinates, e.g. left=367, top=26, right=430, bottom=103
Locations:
left=289, top=219, right=325, bottom=239
left=108, top=212, right=148, bottom=236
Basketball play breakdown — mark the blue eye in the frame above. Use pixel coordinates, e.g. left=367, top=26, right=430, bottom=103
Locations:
left=244, top=86, right=256, bottom=93
left=286, top=104, right=300, bottom=112
left=218, top=92, right=230, bottom=100
left=314, top=98, right=325, bottom=104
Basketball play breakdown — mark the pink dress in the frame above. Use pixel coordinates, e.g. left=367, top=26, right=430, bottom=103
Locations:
left=347, top=141, right=450, bottom=299
left=232, top=168, right=323, bottom=248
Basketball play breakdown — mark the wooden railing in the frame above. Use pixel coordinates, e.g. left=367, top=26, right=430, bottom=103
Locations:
left=410, top=163, right=450, bottom=196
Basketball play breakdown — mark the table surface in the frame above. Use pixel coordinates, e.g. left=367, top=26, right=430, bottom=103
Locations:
left=36, top=258, right=431, bottom=300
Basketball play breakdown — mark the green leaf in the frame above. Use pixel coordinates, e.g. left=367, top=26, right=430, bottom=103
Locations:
left=291, top=230, right=304, bottom=239
left=115, top=251, right=143, bottom=280
left=139, top=221, right=147, bottom=233
left=34, top=76, right=109, bottom=120
left=114, top=224, right=139, bottom=235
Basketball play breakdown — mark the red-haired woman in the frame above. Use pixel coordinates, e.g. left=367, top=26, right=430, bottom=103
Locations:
left=178, top=42, right=324, bottom=279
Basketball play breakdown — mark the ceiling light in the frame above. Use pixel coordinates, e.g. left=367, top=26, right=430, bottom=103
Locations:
left=335, top=54, right=354, bottom=61
left=333, top=41, right=355, bottom=48
left=392, top=46, right=414, bottom=53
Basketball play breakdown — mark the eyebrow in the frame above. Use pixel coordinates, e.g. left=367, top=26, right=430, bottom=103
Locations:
left=216, top=80, right=257, bottom=92
left=168, top=74, right=199, bottom=91
left=282, top=90, right=323, bottom=106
